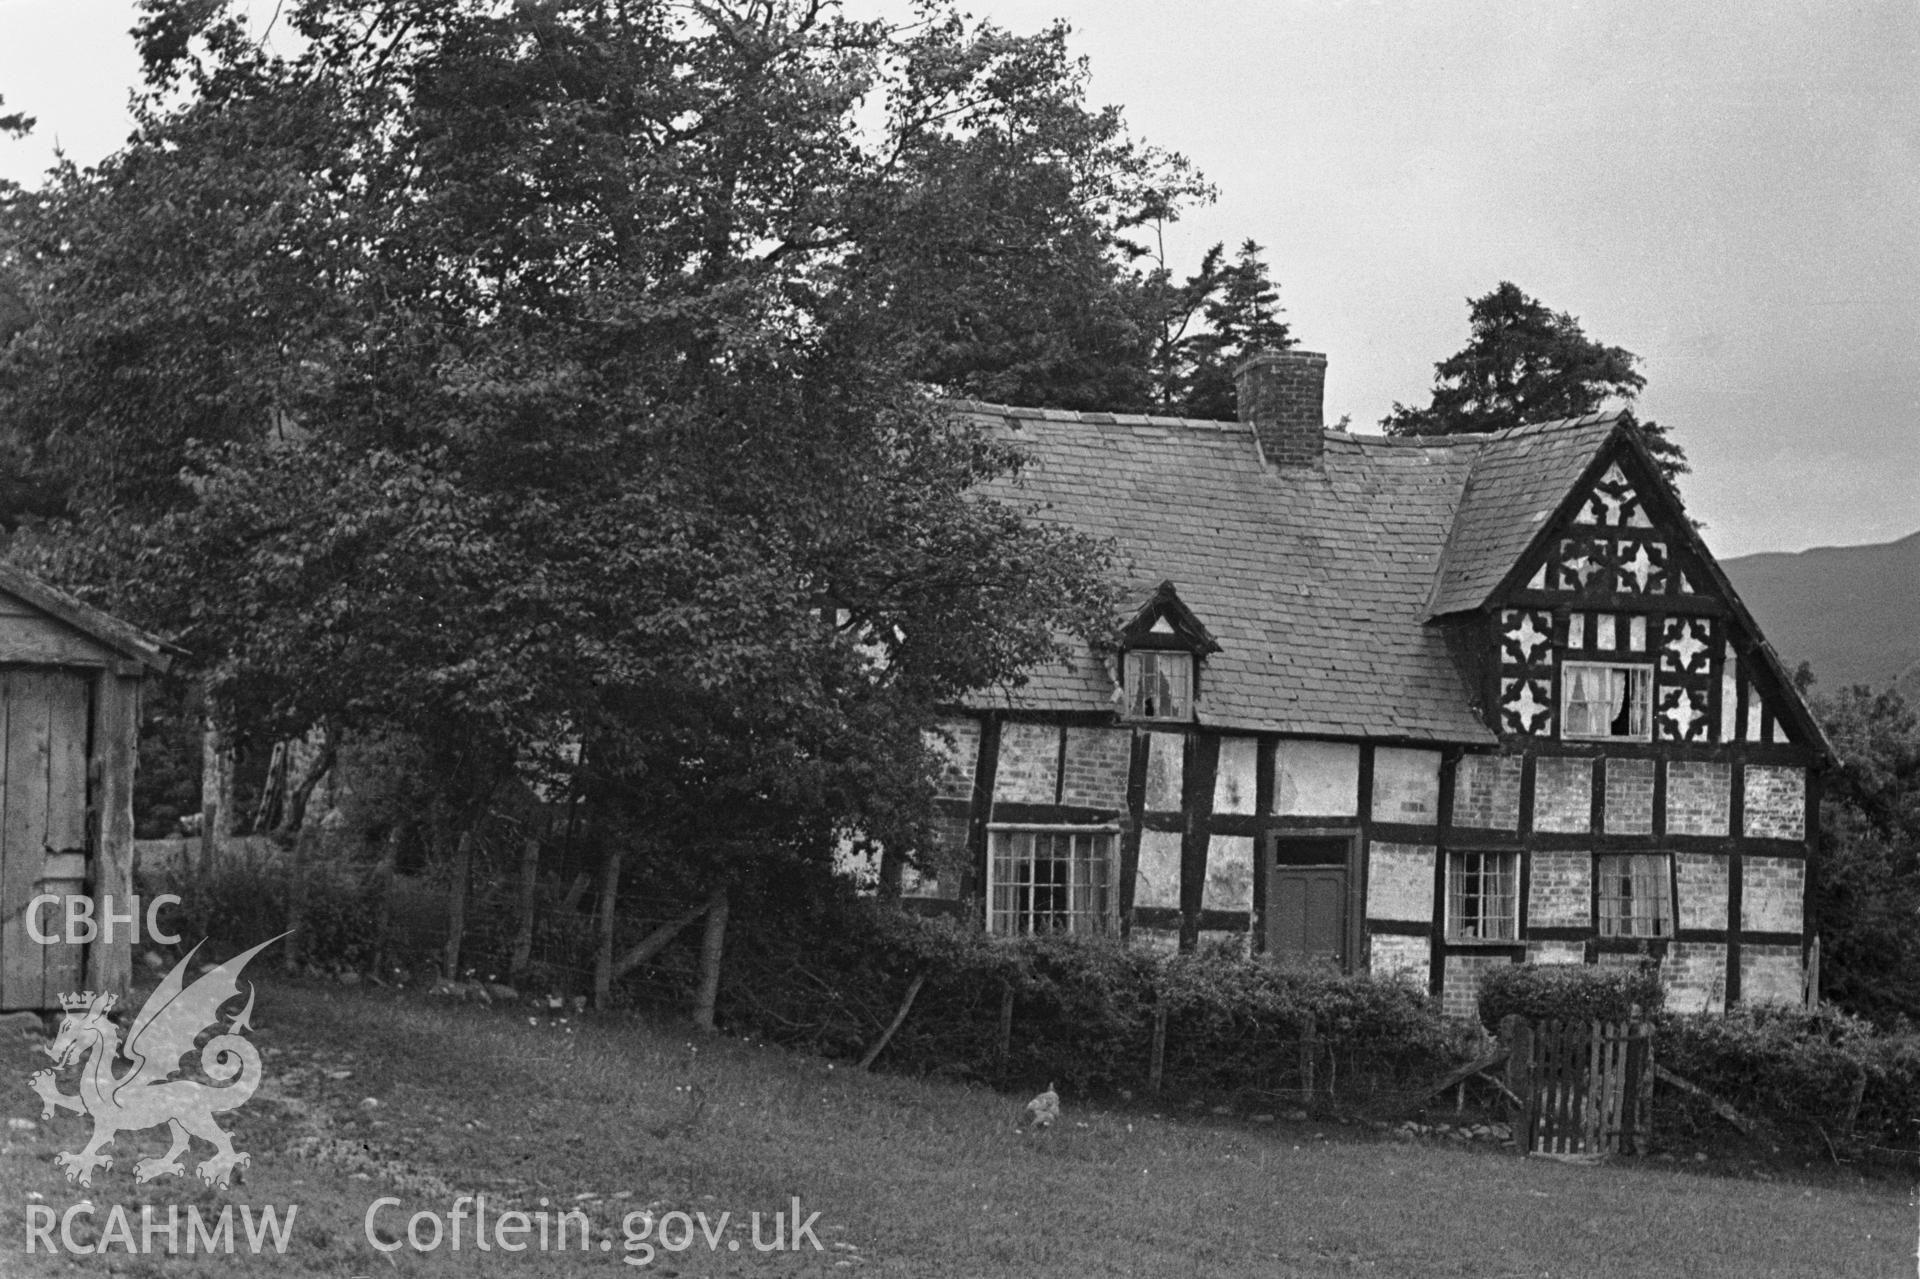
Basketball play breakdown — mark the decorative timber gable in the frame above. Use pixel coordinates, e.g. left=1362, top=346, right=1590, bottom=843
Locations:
left=1485, top=427, right=1822, bottom=752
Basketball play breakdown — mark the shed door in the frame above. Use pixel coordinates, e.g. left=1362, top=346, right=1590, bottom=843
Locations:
left=0, top=670, right=93, bottom=1010
left=1267, top=867, right=1348, bottom=969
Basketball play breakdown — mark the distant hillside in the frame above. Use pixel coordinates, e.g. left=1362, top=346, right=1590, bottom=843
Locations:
left=1719, top=531, right=1920, bottom=700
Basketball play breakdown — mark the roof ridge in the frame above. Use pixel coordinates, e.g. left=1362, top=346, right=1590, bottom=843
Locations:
left=948, top=400, right=1252, bottom=433
left=1383, top=408, right=1628, bottom=446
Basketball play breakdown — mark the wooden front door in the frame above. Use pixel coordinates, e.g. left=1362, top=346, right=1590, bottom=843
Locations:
left=0, top=670, right=93, bottom=1010
left=1267, top=865, right=1348, bottom=968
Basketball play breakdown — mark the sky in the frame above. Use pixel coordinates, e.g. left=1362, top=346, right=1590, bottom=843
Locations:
left=1, top=0, right=1916, bottom=561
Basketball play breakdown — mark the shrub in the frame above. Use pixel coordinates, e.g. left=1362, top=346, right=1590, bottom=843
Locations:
left=1476, top=960, right=1664, bottom=1031
left=716, top=873, right=1455, bottom=1106
left=141, top=842, right=382, bottom=972
left=1648, top=1005, right=1920, bottom=1165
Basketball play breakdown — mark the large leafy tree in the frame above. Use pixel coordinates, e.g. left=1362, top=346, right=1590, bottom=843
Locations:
left=1383, top=281, right=1688, bottom=487
left=1152, top=238, right=1293, bottom=420
left=840, top=10, right=1210, bottom=412
left=1802, top=673, right=1920, bottom=1023
left=0, top=0, right=1184, bottom=974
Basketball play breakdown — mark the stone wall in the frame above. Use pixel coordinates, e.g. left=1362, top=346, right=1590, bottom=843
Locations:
left=1665, top=760, right=1730, bottom=836
left=1061, top=726, right=1130, bottom=808
left=1532, top=757, right=1592, bottom=833
left=1204, top=835, right=1255, bottom=911
left=1674, top=853, right=1729, bottom=931
left=1451, top=755, right=1521, bottom=830
left=1526, top=850, right=1591, bottom=928
left=1274, top=740, right=1359, bottom=816
left=1441, top=952, right=1512, bottom=1021
left=1740, top=944, right=1805, bottom=1006
left=1602, top=757, right=1655, bottom=834
left=929, top=718, right=981, bottom=801
left=1365, top=842, right=1434, bottom=921
left=1133, top=830, right=1183, bottom=909
left=992, top=722, right=1059, bottom=804
left=1211, top=736, right=1259, bottom=815
left=1525, top=940, right=1586, bottom=965
left=1143, top=732, right=1184, bottom=811
left=1371, top=747, right=1441, bottom=824
left=1743, top=765, right=1807, bottom=841
left=1741, top=856, right=1805, bottom=933
left=1664, top=941, right=1729, bottom=1014
left=1369, top=933, right=1430, bottom=981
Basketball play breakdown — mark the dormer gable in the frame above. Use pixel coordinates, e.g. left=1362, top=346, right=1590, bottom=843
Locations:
left=1118, top=580, right=1220, bottom=654
left=1115, top=581, right=1218, bottom=723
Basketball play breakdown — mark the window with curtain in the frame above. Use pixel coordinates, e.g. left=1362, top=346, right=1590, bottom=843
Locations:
left=1125, top=650, right=1194, bottom=720
left=1446, top=851, right=1519, bottom=942
left=1597, top=853, right=1674, bottom=937
left=988, top=828, right=1116, bottom=936
left=1561, top=662, right=1653, bottom=739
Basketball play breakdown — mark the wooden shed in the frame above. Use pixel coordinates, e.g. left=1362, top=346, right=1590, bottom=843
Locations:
left=0, top=564, right=170, bottom=1011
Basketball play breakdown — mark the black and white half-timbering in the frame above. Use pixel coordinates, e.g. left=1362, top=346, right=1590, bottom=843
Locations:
left=905, top=351, right=1825, bottom=1019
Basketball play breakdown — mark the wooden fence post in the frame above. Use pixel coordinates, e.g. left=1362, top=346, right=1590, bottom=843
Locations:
left=1148, top=1001, right=1168, bottom=1094
left=997, top=984, right=1015, bottom=1066
left=1298, top=1012, right=1318, bottom=1109
left=858, top=972, right=926, bottom=1070
left=1634, top=1021, right=1655, bottom=1155
left=1501, top=1014, right=1534, bottom=1150
left=691, top=885, right=729, bottom=1031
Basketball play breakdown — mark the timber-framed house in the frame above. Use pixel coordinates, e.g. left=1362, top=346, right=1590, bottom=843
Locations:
left=910, top=350, right=1826, bottom=1017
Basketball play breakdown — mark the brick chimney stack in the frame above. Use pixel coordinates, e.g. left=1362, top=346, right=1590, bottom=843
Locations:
left=1235, top=349, right=1327, bottom=468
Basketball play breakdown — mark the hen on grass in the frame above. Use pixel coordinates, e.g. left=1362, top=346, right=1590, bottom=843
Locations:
left=1023, top=1083, right=1059, bottom=1132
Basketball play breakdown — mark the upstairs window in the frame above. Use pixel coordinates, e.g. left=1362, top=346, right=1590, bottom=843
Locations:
left=1561, top=662, right=1653, bottom=740
left=1125, top=650, right=1194, bottom=721
left=988, top=828, right=1115, bottom=936
left=1116, top=580, right=1216, bottom=723
left=1597, top=854, right=1673, bottom=938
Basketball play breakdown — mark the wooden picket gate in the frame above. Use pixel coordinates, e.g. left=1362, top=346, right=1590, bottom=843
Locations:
left=1503, top=1017, right=1654, bottom=1155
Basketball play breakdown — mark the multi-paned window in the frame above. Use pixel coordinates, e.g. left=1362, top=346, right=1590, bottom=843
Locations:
left=1446, top=851, right=1518, bottom=942
left=988, top=827, right=1116, bottom=937
left=1124, top=650, right=1194, bottom=721
left=1597, top=853, right=1674, bottom=938
left=1561, top=662, right=1653, bottom=740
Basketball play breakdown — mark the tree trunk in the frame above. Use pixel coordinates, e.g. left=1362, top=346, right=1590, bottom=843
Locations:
left=199, top=717, right=233, bottom=880
left=249, top=740, right=289, bottom=834
left=509, top=833, right=542, bottom=982
left=443, top=827, right=474, bottom=980
left=274, top=728, right=339, bottom=844
left=283, top=824, right=313, bottom=975
left=692, top=885, right=729, bottom=1032
left=368, top=821, right=404, bottom=977
left=592, top=842, right=625, bottom=1011
left=560, top=871, right=592, bottom=915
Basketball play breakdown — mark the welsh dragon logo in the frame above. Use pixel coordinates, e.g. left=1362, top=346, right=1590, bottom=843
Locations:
left=27, top=935, right=282, bottom=1188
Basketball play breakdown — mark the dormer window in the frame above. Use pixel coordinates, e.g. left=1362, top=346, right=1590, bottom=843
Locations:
left=1116, top=579, right=1220, bottom=725
left=1125, top=650, right=1193, bottom=720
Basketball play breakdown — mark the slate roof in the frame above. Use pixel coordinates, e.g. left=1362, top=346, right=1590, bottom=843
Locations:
left=1426, top=411, right=1621, bottom=617
left=954, top=404, right=1630, bottom=744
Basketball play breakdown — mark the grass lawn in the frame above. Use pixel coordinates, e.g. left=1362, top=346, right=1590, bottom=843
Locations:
left=1, top=977, right=1914, bottom=1277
